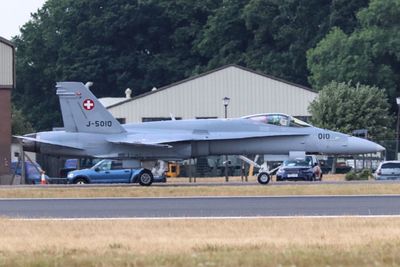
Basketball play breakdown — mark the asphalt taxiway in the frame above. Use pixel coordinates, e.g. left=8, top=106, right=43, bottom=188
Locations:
left=1, top=195, right=400, bottom=219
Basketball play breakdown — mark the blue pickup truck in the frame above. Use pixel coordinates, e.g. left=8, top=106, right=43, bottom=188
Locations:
left=66, top=159, right=164, bottom=186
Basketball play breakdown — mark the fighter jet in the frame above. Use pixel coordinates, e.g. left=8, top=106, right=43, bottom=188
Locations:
left=17, top=82, right=385, bottom=185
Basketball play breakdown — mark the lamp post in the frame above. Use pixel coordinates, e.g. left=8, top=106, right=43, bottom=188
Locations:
left=396, top=97, right=400, bottom=160
left=222, top=97, right=230, bottom=182
left=223, top=97, right=230, bottom=118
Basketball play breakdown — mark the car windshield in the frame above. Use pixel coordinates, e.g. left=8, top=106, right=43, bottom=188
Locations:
left=92, top=160, right=112, bottom=171
left=243, top=113, right=311, bottom=127
left=283, top=160, right=310, bottom=167
left=91, top=160, right=124, bottom=171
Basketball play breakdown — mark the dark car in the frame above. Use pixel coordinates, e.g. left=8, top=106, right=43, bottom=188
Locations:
left=10, top=161, right=49, bottom=184
left=276, top=159, right=315, bottom=181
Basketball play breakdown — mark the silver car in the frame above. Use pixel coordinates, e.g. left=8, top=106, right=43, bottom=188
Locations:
left=374, top=161, right=400, bottom=180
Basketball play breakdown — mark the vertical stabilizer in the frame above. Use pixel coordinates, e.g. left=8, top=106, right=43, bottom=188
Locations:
left=56, top=82, right=126, bottom=134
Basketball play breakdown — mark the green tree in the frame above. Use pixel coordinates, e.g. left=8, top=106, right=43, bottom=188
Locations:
left=195, top=0, right=334, bottom=85
left=13, top=0, right=372, bottom=131
left=195, top=0, right=251, bottom=70
left=242, top=0, right=333, bottom=86
left=196, top=0, right=367, bottom=86
left=307, top=0, right=400, bottom=105
left=328, top=0, right=369, bottom=33
left=11, top=105, right=34, bottom=135
left=13, top=0, right=219, bottom=130
left=308, top=81, right=393, bottom=141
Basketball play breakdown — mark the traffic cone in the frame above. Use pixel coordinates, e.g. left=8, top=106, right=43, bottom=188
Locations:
left=40, top=171, right=47, bottom=185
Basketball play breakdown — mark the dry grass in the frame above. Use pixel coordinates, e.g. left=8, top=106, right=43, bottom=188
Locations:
left=1, top=180, right=400, bottom=199
left=168, top=173, right=346, bottom=183
left=1, top=217, right=400, bottom=266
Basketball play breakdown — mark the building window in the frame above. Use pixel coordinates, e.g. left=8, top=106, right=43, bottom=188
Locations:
left=116, top=118, right=126, bottom=124
left=142, top=117, right=182, bottom=122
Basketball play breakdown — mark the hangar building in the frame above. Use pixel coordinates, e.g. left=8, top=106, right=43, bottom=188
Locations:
left=0, top=37, right=15, bottom=177
left=105, top=65, right=318, bottom=123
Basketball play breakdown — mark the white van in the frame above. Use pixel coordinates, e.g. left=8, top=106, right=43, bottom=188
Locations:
left=374, top=161, right=400, bottom=180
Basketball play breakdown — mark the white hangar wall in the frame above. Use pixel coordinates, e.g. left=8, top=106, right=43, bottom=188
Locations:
left=107, top=65, right=318, bottom=123
left=0, top=38, right=14, bottom=87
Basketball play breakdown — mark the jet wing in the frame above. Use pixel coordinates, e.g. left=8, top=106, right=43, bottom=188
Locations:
left=202, top=131, right=308, bottom=140
left=106, top=131, right=308, bottom=147
left=106, top=137, right=173, bottom=148
left=106, top=134, right=185, bottom=148
left=13, top=136, right=84, bottom=150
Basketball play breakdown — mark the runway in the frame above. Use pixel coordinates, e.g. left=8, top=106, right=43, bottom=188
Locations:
left=1, top=195, right=400, bottom=219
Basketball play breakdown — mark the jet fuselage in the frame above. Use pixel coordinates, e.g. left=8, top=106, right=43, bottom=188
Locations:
left=24, top=117, right=384, bottom=160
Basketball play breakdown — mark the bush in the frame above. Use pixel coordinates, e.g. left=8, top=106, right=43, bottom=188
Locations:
left=358, top=169, right=372, bottom=180
left=345, top=169, right=372, bottom=181
left=345, top=171, right=358, bottom=181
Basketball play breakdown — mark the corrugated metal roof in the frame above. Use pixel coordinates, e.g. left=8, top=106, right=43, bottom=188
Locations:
left=107, top=64, right=315, bottom=109
left=107, top=65, right=317, bottom=121
left=0, top=36, right=14, bottom=48
left=99, top=97, right=128, bottom=108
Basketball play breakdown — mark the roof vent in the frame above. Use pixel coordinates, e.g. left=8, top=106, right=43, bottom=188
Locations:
left=125, top=88, right=132, bottom=98
left=152, top=87, right=157, bottom=91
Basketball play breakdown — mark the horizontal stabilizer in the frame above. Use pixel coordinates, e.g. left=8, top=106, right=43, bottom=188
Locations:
left=14, top=135, right=84, bottom=150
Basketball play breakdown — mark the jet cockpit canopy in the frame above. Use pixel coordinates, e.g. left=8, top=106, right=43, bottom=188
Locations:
left=242, top=113, right=311, bottom=128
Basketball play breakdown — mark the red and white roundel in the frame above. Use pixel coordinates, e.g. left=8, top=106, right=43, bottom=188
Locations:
left=83, top=99, right=95, bottom=110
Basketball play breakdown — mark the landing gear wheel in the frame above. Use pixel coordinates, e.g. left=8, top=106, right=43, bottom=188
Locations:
left=138, top=169, right=153, bottom=186
left=257, top=172, right=270, bottom=185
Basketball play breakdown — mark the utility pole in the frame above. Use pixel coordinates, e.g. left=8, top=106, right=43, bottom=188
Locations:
left=223, top=97, right=230, bottom=182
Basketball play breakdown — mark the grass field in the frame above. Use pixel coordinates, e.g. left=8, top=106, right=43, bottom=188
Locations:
left=168, top=173, right=347, bottom=183
left=1, top=178, right=400, bottom=198
left=1, top=217, right=400, bottom=266
left=2, top=176, right=400, bottom=266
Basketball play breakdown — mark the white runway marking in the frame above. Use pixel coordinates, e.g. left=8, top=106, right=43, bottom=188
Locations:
left=2, top=194, right=400, bottom=201
left=10, top=215, right=400, bottom=221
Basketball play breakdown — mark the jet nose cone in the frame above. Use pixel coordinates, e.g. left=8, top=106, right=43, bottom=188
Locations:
left=375, top=143, right=385, bottom=152
left=348, top=137, right=385, bottom=154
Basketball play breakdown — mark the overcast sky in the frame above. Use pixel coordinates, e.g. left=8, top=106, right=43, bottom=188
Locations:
left=0, top=0, right=47, bottom=40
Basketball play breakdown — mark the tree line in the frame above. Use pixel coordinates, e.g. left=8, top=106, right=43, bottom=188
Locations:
left=12, top=0, right=398, bottom=142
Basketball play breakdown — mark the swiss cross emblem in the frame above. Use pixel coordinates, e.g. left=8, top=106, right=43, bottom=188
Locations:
left=83, top=99, right=95, bottom=110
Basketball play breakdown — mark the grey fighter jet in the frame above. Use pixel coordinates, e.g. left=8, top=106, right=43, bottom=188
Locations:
left=17, top=82, right=385, bottom=185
